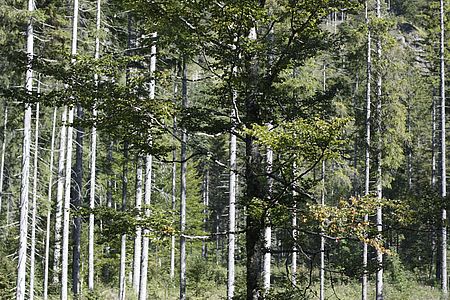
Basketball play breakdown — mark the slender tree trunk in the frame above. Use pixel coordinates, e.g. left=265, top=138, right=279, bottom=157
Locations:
left=53, top=107, right=67, bottom=284
left=139, top=31, right=156, bottom=300
left=362, top=2, right=371, bottom=300
left=170, top=66, right=178, bottom=280
left=263, top=125, right=273, bottom=293
left=0, top=103, right=8, bottom=213
left=139, top=155, right=152, bottom=300
left=16, top=0, right=34, bottom=298
left=440, top=0, right=448, bottom=295
left=375, top=1, right=384, bottom=299
left=133, top=156, right=143, bottom=293
left=179, top=59, right=188, bottom=300
left=320, top=161, right=326, bottom=300
left=29, top=101, right=40, bottom=300
left=228, top=104, right=237, bottom=300
left=119, top=142, right=129, bottom=300
left=61, top=0, right=79, bottom=296
left=88, top=0, right=101, bottom=291
left=43, top=107, right=57, bottom=300
left=61, top=106, right=74, bottom=300
left=72, top=104, right=84, bottom=296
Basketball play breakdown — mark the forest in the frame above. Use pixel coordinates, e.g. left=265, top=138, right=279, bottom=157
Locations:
left=1, top=0, right=450, bottom=299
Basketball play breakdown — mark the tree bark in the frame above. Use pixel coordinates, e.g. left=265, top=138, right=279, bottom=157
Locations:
left=119, top=142, right=129, bottom=300
left=440, top=0, right=448, bottom=295
left=0, top=103, right=8, bottom=213
left=179, top=58, right=188, bottom=300
left=133, top=156, right=143, bottom=293
left=16, top=0, right=34, bottom=298
left=43, top=107, right=57, bottom=300
left=29, top=101, right=40, bottom=300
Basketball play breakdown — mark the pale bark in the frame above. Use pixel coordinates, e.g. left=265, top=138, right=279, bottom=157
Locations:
left=61, top=106, right=74, bottom=300
left=180, top=59, right=188, bottom=300
left=139, top=31, right=156, bottom=300
left=375, top=1, right=383, bottom=299
left=139, top=155, right=152, bottom=300
left=43, top=107, right=57, bottom=300
left=227, top=107, right=237, bottom=300
left=440, top=0, right=448, bottom=295
left=118, top=142, right=129, bottom=300
left=61, top=0, right=79, bottom=296
left=320, top=160, right=325, bottom=300
left=88, top=0, right=101, bottom=290
left=53, top=107, right=67, bottom=284
left=133, top=156, right=143, bottom=293
left=263, top=125, right=273, bottom=293
left=88, top=112, right=98, bottom=291
left=16, top=0, right=34, bottom=298
left=29, top=101, right=40, bottom=300
left=0, top=103, right=7, bottom=213
left=170, top=67, right=178, bottom=280
left=362, top=2, right=371, bottom=300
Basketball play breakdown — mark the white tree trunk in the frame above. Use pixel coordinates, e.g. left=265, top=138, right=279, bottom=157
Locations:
left=61, top=0, right=79, bottom=296
left=88, top=0, right=101, bottom=291
left=139, top=32, right=156, bottom=300
left=375, top=1, right=383, bottom=299
left=263, top=126, right=273, bottom=293
left=0, top=103, right=8, bottom=213
left=29, top=101, right=40, bottom=300
left=53, top=107, right=67, bottom=284
left=16, top=0, right=34, bottom=298
left=227, top=107, right=237, bottom=300
left=179, top=59, right=188, bottom=300
left=139, top=154, right=152, bottom=300
left=362, top=2, right=371, bottom=300
left=61, top=106, right=74, bottom=300
left=170, top=67, right=178, bottom=280
left=43, top=107, right=57, bottom=300
left=119, top=142, right=129, bottom=300
left=133, top=157, right=143, bottom=293
left=320, top=160, right=325, bottom=300
left=440, top=0, right=448, bottom=295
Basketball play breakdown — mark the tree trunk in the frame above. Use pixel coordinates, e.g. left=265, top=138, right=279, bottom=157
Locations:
left=179, top=59, right=188, bottom=300
left=119, top=141, right=129, bottom=300
left=61, top=106, right=74, bottom=300
left=72, top=103, right=84, bottom=297
left=16, top=0, right=34, bottom=298
left=139, top=155, right=152, bottom=300
left=139, top=31, right=156, bottom=300
left=362, top=2, right=371, bottom=300
left=29, top=101, right=40, bottom=300
left=53, top=107, right=67, bottom=284
left=228, top=105, right=237, bottom=300
left=263, top=125, right=273, bottom=294
left=0, top=102, right=8, bottom=213
left=170, top=66, right=178, bottom=280
left=440, top=0, right=448, bottom=295
left=43, top=107, right=57, bottom=300
left=133, top=156, right=143, bottom=293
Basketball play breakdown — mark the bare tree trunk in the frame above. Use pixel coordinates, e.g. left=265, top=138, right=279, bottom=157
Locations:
left=16, top=0, right=34, bottom=298
left=139, top=31, right=156, bottom=300
left=72, top=103, right=84, bottom=296
left=61, top=0, right=79, bottom=296
left=320, top=161, right=326, bottom=300
left=170, top=67, right=178, bottom=280
left=88, top=0, right=101, bottom=291
left=227, top=105, right=237, bottom=300
left=29, top=101, right=40, bottom=300
left=180, top=59, right=188, bottom=300
left=133, top=156, right=143, bottom=293
left=53, top=107, right=67, bottom=284
left=119, top=142, right=129, bottom=300
left=43, top=107, right=57, bottom=300
left=263, top=125, right=273, bottom=294
left=0, top=103, right=8, bottom=213
left=440, top=0, right=448, bottom=295
left=362, top=2, right=371, bottom=300
left=375, top=1, right=384, bottom=299
left=139, top=155, right=152, bottom=300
